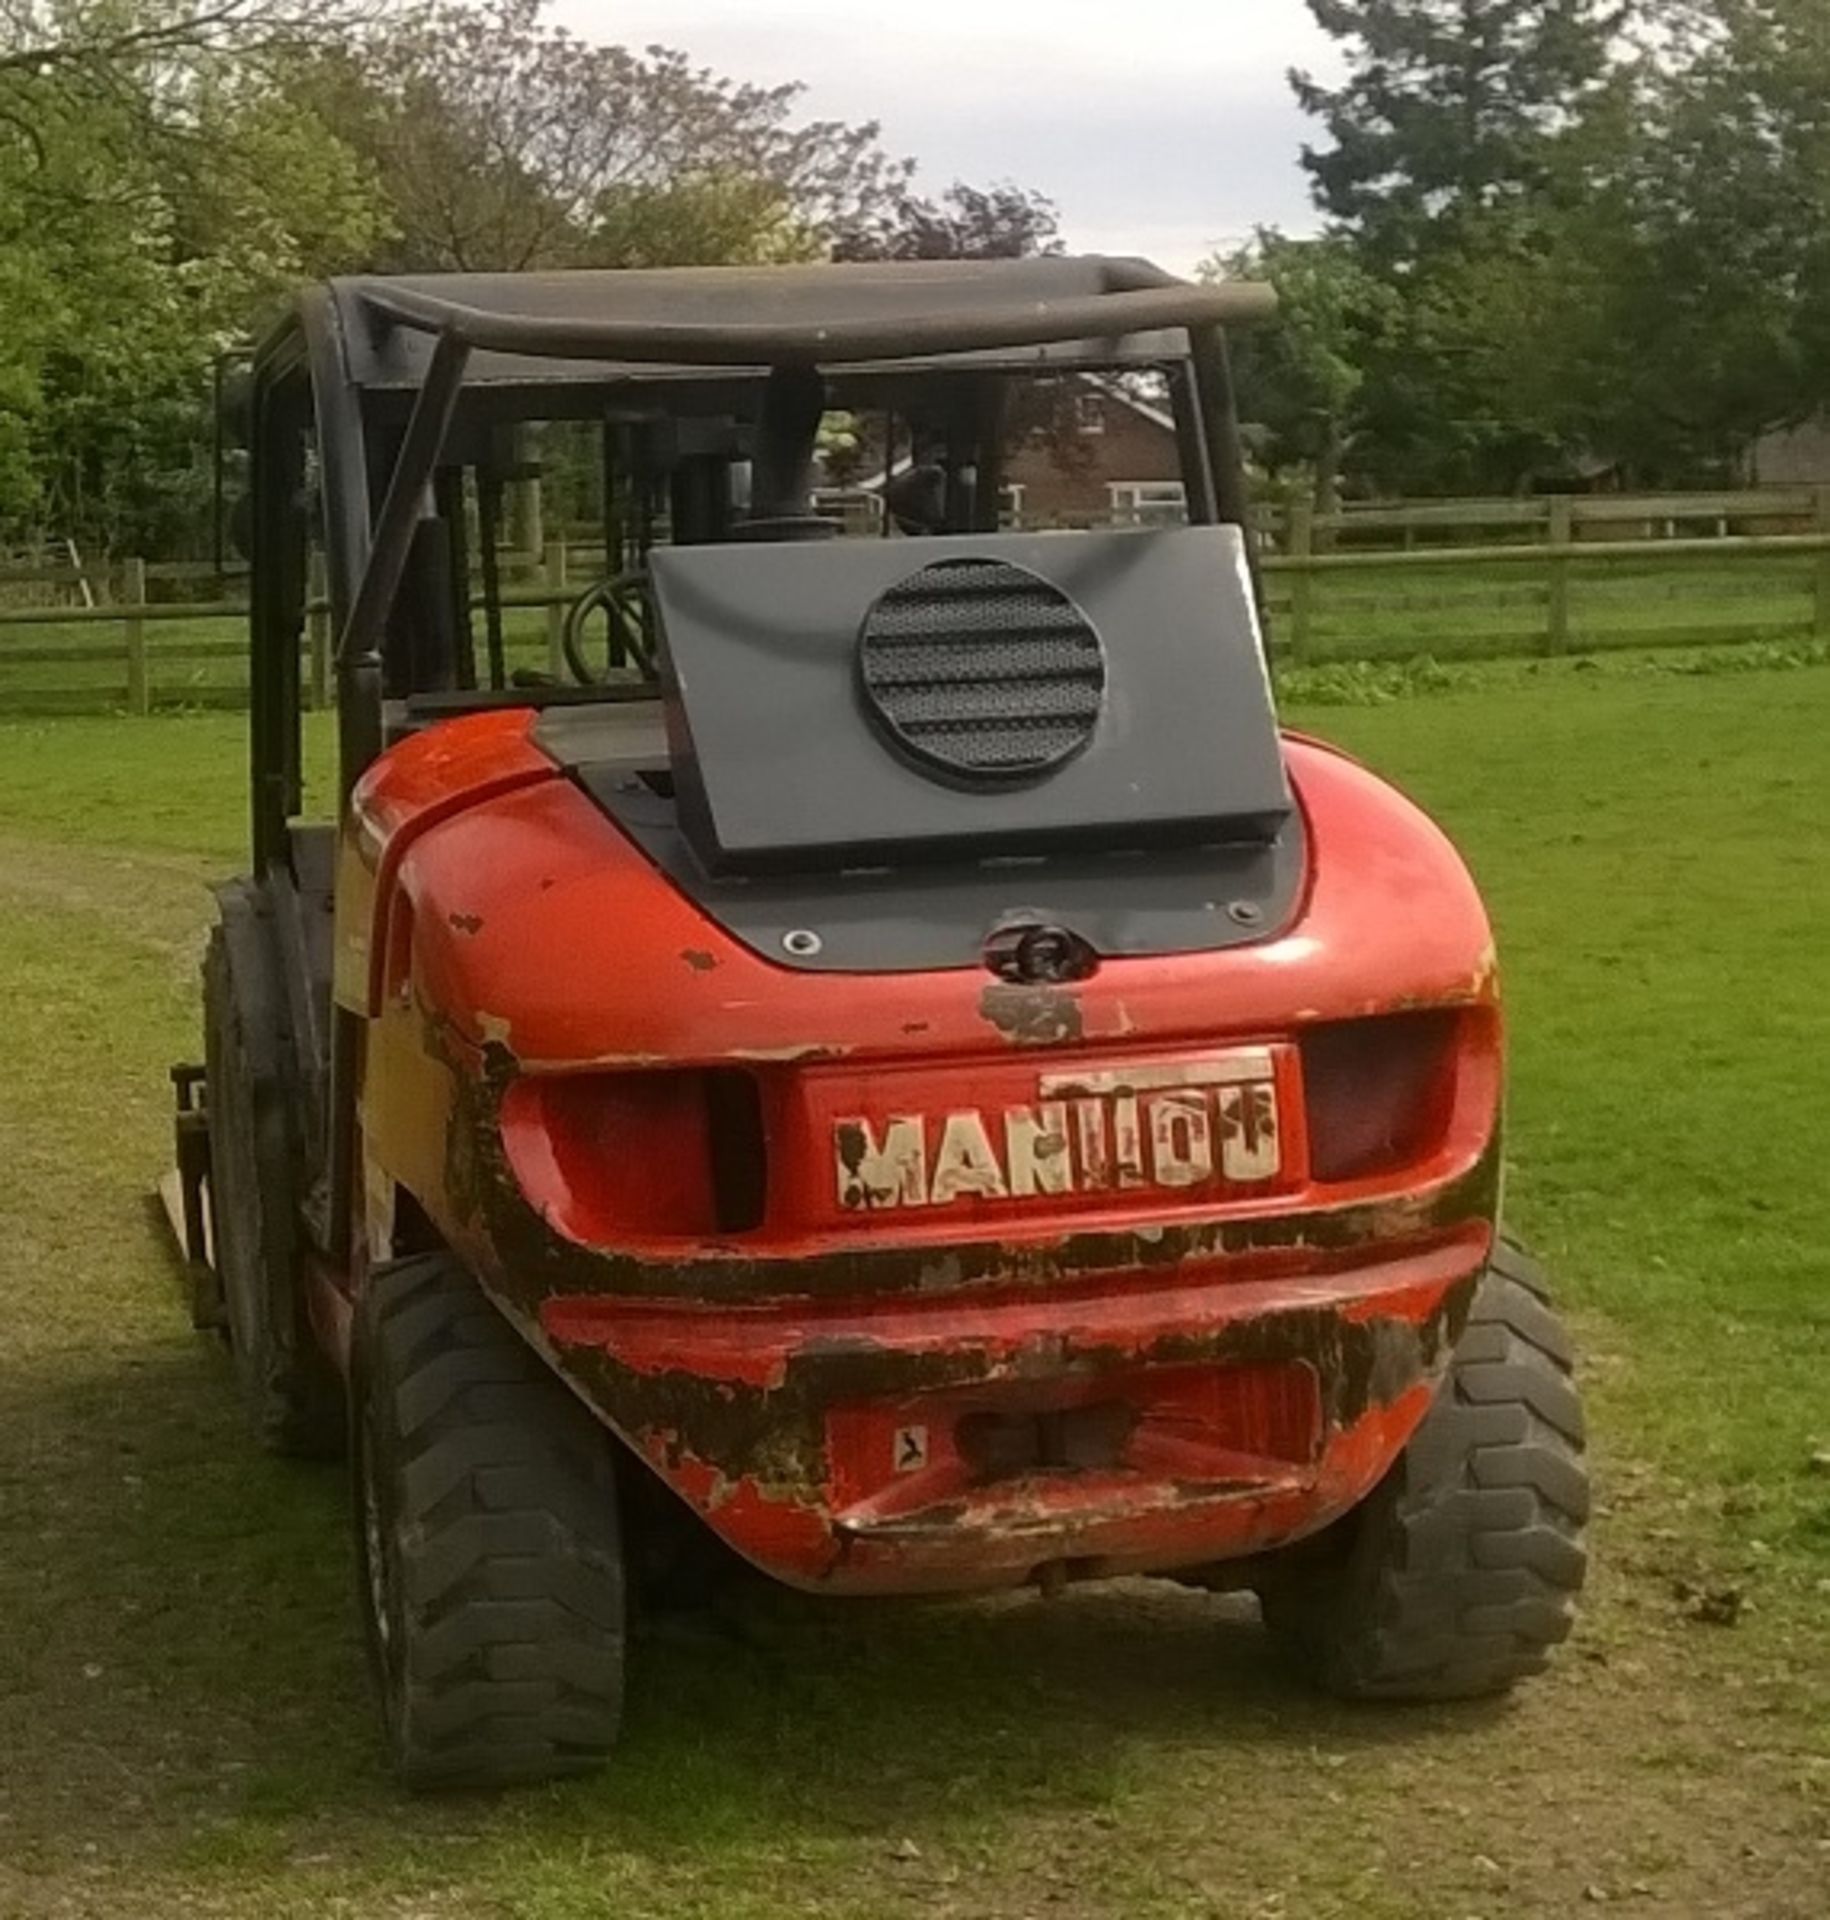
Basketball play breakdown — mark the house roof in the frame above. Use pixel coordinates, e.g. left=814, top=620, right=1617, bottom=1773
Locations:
left=1089, top=374, right=1177, bottom=436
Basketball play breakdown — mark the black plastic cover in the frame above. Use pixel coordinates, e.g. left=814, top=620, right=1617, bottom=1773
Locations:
left=651, top=526, right=1288, bottom=875
left=565, top=765, right=1307, bottom=974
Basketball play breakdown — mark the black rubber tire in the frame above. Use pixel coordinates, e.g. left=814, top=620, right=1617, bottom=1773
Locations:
left=202, top=922, right=343, bottom=1457
left=1258, top=1241, right=1589, bottom=1700
left=350, top=1251, right=627, bottom=1789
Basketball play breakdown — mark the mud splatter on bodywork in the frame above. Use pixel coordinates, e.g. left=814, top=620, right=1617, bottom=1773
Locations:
left=978, top=982, right=1084, bottom=1046
left=415, top=1018, right=1495, bottom=1591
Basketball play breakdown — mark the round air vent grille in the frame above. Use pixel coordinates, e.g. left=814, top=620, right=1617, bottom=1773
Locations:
left=857, top=558, right=1106, bottom=782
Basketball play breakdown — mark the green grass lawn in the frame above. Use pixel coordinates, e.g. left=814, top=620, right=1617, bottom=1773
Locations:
left=0, top=659, right=1825, bottom=1917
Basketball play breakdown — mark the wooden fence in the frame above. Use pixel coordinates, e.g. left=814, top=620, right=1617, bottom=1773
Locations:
left=1265, top=520, right=1830, bottom=662
left=1253, top=484, right=1830, bottom=551
left=0, top=548, right=580, bottom=715
left=3, top=489, right=1828, bottom=712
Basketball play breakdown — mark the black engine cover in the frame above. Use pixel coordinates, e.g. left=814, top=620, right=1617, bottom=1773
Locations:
left=650, top=526, right=1290, bottom=876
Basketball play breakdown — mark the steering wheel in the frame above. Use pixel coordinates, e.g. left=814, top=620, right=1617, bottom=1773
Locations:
left=561, top=569, right=656, bottom=686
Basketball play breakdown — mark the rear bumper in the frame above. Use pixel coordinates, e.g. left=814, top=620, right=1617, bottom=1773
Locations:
left=535, top=1219, right=1492, bottom=1594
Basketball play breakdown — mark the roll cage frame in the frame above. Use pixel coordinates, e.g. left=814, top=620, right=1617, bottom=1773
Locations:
left=245, top=257, right=1273, bottom=869
left=239, top=258, right=1275, bottom=1257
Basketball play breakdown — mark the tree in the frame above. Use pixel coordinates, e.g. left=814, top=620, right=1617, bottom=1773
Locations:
left=0, top=0, right=1067, bottom=545
left=1286, top=0, right=1653, bottom=492
left=1, top=0, right=336, bottom=70
left=1278, top=0, right=1830, bottom=491
left=1604, top=0, right=1830, bottom=470
left=0, top=0, right=387, bottom=547
left=832, top=179, right=1062, bottom=262
left=1293, top=0, right=1633, bottom=266
left=281, top=0, right=916, bottom=272
left=1204, top=232, right=1397, bottom=509
left=0, top=0, right=360, bottom=180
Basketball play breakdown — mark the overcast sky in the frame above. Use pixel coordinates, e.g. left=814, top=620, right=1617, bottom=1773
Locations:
left=554, top=1, right=1341, bottom=272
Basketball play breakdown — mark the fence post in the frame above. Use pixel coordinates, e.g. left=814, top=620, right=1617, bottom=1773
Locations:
left=1286, top=497, right=1315, bottom=663
left=1815, top=487, right=1830, bottom=640
left=123, top=556, right=149, bottom=714
left=544, top=541, right=568, bottom=677
left=1545, top=495, right=1574, bottom=654
left=306, top=552, right=330, bottom=710
left=518, top=476, right=546, bottom=565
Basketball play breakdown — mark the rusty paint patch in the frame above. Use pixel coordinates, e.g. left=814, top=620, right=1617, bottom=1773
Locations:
left=416, top=1001, right=1497, bottom=1598
left=410, top=995, right=1496, bottom=1594
left=545, top=1272, right=1475, bottom=1520
left=448, top=911, right=483, bottom=936
left=450, top=1012, right=1493, bottom=1322
left=680, top=948, right=718, bottom=973
left=978, top=982, right=1083, bottom=1047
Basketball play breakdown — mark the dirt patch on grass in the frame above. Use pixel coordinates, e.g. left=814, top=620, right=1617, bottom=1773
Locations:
left=0, top=828, right=213, bottom=967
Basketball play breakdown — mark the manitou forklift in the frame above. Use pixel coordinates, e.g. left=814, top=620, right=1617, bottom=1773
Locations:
left=168, top=257, right=1587, bottom=1787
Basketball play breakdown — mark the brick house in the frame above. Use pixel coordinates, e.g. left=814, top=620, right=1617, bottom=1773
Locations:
left=823, top=377, right=1188, bottom=531
left=1002, top=381, right=1187, bottom=528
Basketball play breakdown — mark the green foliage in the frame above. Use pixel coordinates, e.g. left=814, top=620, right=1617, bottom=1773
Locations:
left=1202, top=231, right=1398, bottom=502
left=586, top=173, right=821, bottom=271
left=1607, top=0, right=1830, bottom=469
left=1277, top=0, right=1830, bottom=493
left=1276, top=654, right=1464, bottom=705
left=1657, top=634, right=1830, bottom=675
left=1294, top=0, right=1631, bottom=265
left=1272, top=638, right=1830, bottom=708
left=0, top=0, right=1057, bottom=555
left=272, top=0, right=916, bottom=274
left=0, top=1, right=390, bottom=551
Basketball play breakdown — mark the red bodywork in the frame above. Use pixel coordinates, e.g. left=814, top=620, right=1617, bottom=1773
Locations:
left=325, top=708, right=1501, bottom=1594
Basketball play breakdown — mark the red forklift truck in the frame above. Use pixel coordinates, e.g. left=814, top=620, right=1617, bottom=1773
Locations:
left=166, top=258, right=1587, bottom=1787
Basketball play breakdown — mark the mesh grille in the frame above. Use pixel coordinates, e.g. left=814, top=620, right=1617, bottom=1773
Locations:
left=858, top=559, right=1106, bottom=779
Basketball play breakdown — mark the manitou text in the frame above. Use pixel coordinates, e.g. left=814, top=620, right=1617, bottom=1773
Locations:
left=834, top=1049, right=1285, bottom=1211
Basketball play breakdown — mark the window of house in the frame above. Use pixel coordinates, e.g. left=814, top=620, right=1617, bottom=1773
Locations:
left=999, top=482, right=1026, bottom=528
left=1074, top=392, right=1106, bottom=436
left=1107, top=480, right=1187, bottom=527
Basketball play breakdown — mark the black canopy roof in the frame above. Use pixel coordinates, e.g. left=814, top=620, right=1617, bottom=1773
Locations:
left=312, top=256, right=1274, bottom=399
